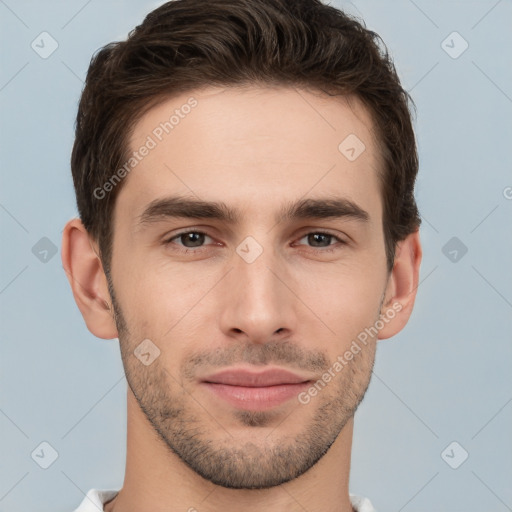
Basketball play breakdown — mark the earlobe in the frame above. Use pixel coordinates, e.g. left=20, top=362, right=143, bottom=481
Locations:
left=61, top=218, right=118, bottom=340
left=378, top=230, right=422, bottom=340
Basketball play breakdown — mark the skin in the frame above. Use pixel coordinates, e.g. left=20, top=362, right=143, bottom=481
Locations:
left=62, top=86, right=422, bottom=512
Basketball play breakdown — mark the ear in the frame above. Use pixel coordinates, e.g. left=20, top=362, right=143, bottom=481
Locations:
left=378, top=230, right=422, bottom=340
left=61, top=218, right=118, bottom=339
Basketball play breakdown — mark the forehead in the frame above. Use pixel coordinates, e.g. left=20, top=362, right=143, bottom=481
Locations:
left=117, top=86, right=383, bottom=225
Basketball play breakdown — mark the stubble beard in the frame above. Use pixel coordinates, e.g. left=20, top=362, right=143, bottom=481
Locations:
left=107, top=276, right=377, bottom=489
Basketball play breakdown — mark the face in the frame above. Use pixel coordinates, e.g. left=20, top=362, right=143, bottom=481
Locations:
left=108, top=86, right=391, bottom=489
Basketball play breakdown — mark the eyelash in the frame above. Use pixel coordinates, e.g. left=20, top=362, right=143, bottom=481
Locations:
left=163, top=229, right=347, bottom=254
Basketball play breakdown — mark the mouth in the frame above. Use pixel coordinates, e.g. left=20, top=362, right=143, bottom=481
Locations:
left=201, top=367, right=312, bottom=411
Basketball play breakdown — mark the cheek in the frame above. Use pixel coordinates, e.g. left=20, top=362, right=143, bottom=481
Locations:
left=113, top=261, right=218, bottom=349
left=299, top=264, right=384, bottom=346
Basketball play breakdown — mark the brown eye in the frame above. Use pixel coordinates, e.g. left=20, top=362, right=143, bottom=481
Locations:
left=307, top=233, right=333, bottom=247
left=296, top=232, right=344, bottom=249
left=178, top=232, right=207, bottom=247
left=164, top=231, right=214, bottom=251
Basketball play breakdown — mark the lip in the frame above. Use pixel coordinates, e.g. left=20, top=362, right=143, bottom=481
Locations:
left=201, top=367, right=312, bottom=411
left=203, top=368, right=311, bottom=387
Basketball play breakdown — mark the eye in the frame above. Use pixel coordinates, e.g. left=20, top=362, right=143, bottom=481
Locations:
left=164, top=230, right=214, bottom=250
left=295, top=232, right=346, bottom=251
left=162, top=230, right=346, bottom=255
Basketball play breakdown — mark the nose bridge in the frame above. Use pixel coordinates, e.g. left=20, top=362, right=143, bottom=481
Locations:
left=237, top=242, right=278, bottom=298
left=219, top=236, right=296, bottom=341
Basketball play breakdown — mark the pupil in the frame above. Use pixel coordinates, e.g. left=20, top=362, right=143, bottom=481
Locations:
left=309, top=233, right=329, bottom=247
left=183, top=232, right=204, bottom=247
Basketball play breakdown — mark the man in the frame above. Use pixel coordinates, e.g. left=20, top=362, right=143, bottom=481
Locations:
left=63, top=0, right=422, bottom=510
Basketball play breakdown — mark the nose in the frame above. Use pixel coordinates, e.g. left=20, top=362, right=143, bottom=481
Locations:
left=218, top=242, right=298, bottom=345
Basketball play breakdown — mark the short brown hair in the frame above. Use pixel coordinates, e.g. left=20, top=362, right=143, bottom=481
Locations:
left=71, top=0, right=421, bottom=273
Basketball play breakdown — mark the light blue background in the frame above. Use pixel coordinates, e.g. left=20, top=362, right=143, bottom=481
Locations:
left=1, top=1, right=511, bottom=511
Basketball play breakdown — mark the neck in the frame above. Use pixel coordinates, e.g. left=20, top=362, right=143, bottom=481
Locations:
left=105, top=388, right=355, bottom=512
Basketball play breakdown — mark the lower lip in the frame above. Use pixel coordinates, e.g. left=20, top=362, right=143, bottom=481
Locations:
left=202, top=382, right=310, bottom=411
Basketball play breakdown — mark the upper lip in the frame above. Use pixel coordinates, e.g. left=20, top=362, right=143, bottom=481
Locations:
left=202, top=368, right=312, bottom=387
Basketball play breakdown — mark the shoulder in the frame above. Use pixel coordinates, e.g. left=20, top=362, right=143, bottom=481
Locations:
left=350, top=494, right=377, bottom=512
left=72, top=489, right=120, bottom=512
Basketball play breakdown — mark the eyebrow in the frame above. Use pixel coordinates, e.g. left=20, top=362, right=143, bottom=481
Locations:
left=137, top=195, right=369, bottom=227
